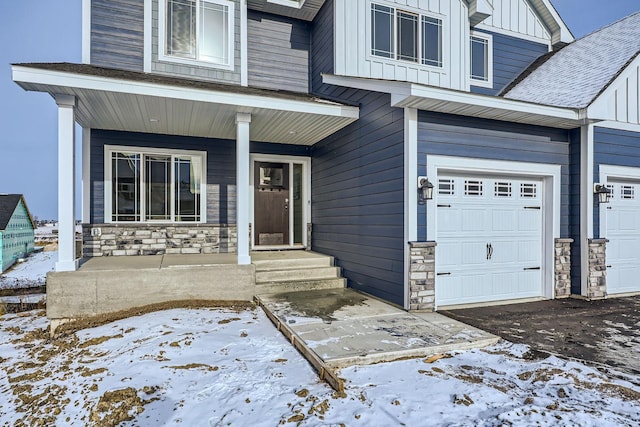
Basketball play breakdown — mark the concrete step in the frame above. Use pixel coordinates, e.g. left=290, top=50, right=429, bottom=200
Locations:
left=255, top=266, right=341, bottom=284
left=253, top=256, right=334, bottom=271
left=256, top=278, right=346, bottom=294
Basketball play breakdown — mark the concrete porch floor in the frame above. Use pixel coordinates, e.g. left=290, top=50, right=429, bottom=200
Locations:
left=257, top=288, right=499, bottom=370
left=77, top=250, right=330, bottom=270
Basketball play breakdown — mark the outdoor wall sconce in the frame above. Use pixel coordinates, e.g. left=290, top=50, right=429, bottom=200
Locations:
left=594, top=183, right=612, bottom=204
left=418, top=176, right=434, bottom=201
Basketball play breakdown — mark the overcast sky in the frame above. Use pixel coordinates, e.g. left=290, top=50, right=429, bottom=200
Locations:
left=0, top=1, right=639, bottom=220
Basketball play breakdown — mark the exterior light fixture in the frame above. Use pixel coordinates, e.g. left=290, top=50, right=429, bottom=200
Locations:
left=594, top=183, right=612, bottom=204
left=418, top=177, right=434, bottom=201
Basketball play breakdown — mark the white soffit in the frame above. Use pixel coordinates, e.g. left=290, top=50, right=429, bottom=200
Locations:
left=247, top=0, right=323, bottom=21
left=528, top=0, right=574, bottom=45
left=13, top=66, right=358, bottom=146
left=323, top=74, right=585, bottom=129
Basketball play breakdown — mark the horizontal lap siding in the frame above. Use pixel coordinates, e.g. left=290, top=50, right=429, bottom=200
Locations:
left=311, top=92, right=406, bottom=306
left=471, top=30, right=548, bottom=96
left=91, top=0, right=145, bottom=72
left=569, top=129, right=581, bottom=294
left=247, top=11, right=310, bottom=93
left=594, top=127, right=640, bottom=237
left=417, top=111, right=570, bottom=240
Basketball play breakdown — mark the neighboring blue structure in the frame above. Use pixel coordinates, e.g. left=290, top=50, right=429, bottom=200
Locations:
left=11, top=0, right=640, bottom=311
left=0, top=194, right=35, bottom=272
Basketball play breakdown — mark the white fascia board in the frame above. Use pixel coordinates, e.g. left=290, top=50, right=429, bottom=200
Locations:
left=267, top=0, right=304, bottom=8
left=596, top=121, right=640, bottom=133
left=144, top=0, right=152, bottom=73
left=530, top=0, right=574, bottom=45
left=13, top=66, right=359, bottom=119
left=402, top=84, right=581, bottom=121
left=324, top=73, right=582, bottom=122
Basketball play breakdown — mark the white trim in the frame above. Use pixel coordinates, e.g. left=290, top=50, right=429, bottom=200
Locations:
left=55, top=94, right=78, bottom=272
left=82, top=128, right=91, bottom=223
left=598, top=164, right=640, bottom=239
left=404, top=107, right=418, bottom=309
left=13, top=66, right=360, bottom=119
left=425, top=155, right=561, bottom=308
left=469, top=31, right=493, bottom=89
left=144, top=0, right=152, bottom=73
left=322, top=74, right=582, bottom=123
left=82, top=0, right=91, bottom=64
left=473, top=23, right=552, bottom=47
left=579, top=124, right=594, bottom=295
left=240, top=0, right=248, bottom=86
left=249, top=154, right=312, bottom=250
left=596, top=121, right=640, bottom=133
left=236, top=113, right=251, bottom=265
left=104, top=145, right=208, bottom=224
left=158, top=0, right=235, bottom=71
left=267, top=0, right=305, bottom=8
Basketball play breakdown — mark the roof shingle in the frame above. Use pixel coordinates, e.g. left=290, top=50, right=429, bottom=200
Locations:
left=504, top=11, right=640, bottom=109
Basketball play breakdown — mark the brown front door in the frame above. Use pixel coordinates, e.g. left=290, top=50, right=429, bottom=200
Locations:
left=254, top=162, right=290, bottom=246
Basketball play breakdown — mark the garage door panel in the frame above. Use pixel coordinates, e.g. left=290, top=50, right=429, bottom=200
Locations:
left=518, top=209, right=542, bottom=231
left=436, top=174, right=544, bottom=306
left=492, top=209, right=517, bottom=232
left=605, top=180, right=640, bottom=295
left=462, top=208, right=488, bottom=232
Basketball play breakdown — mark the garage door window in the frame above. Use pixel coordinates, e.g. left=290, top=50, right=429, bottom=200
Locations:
left=521, top=183, right=538, bottom=198
left=464, top=180, right=483, bottom=196
left=621, top=185, right=635, bottom=199
left=494, top=181, right=512, bottom=197
left=438, top=179, right=455, bottom=195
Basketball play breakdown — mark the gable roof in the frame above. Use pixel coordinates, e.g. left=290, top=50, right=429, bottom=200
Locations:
left=503, top=11, right=640, bottom=109
left=0, top=194, right=35, bottom=231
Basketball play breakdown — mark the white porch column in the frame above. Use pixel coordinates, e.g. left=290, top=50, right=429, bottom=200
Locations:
left=55, top=94, right=78, bottom=272
left=236, top=113, right=252, bottom=265
left=580, top=124, right=595, bottom=295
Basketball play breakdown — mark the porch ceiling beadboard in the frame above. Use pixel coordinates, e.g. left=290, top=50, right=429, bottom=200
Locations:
left=12, top=63, right=358, bottom=146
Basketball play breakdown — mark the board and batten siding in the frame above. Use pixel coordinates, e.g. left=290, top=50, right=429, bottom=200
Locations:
left=333, top=0, right=469, bottom=91
left=590, top=58, right=640, bottom=125
left=417, top=111, right=571, bottom=241
left=89, top=130, right=309, bottom=225
left=311, top=91, right=406, bottom=307
left=471, top=29, right=548, bottom=96
left=90, top=0, right=145, bottom=72
left=477, top=0, right=551, bottom=42
left=247, top=10, right=310, bottom=93
left=151, top=0, right=242, bottom=84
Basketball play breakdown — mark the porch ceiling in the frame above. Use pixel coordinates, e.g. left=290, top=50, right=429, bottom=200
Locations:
left=12, top=63, right=359, bottom=146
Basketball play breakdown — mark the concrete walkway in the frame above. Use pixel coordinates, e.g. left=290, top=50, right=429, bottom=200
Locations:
left=257, top=288, right=499, bottom=370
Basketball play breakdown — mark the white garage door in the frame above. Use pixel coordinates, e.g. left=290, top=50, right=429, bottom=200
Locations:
left=604, top=181, right=640, bottom=295
left=436, top=175, right=544, bottom=307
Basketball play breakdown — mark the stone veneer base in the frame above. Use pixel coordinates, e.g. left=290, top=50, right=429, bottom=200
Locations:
left=82, top=224, right=237, bottom=257
left=408, top=241, right=436, bottom=312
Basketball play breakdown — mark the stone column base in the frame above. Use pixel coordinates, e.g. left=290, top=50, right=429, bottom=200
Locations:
left=587, top=238, right=608, bottom=300
left=554, top=238, right=573, bottom=298
left=408, top=241, right=436, bottom=311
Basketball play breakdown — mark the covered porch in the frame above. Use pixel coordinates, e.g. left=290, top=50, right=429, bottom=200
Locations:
left=12, top=63, right=359, bottom=272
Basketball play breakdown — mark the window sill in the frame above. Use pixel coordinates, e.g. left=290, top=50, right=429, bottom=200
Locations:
left=470, top=78, right=493, bottom=89
left=157, top=53, right=235, bottom=72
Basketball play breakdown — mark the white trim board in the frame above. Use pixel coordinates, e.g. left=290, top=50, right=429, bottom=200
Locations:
left=82, top=0, right=91, bottom=64
left=424, top=155, right=562, bottom=307
left=403, top=107, right=418, bottom=310
left=13, top=66, right=359, bottom=119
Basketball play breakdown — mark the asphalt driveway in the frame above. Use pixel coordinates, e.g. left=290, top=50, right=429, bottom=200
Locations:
left=441, top=296, right=640, bottom=375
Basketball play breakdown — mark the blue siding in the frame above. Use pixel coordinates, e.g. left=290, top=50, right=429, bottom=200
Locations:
left=470, top=30, right=548, bottom=96
left=248, top=10, right=310, bottom=93
left=311, top=92, right=406, bottom=307
left=594, top=126, right=640, bottom=236
left=569, top=128, right=582, bottom=294
left=91, top=0, right=145, bottom=72
left=310, top=0, right=334, bottom=94
left=90, top=130, right=307, bottom=225
left=417, top=111, right=571, bottom=240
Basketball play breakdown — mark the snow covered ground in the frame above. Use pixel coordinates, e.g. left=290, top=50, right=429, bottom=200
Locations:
left=1, top=307, right=639, bottom=426
left=0, top=250, right=56, bottom=289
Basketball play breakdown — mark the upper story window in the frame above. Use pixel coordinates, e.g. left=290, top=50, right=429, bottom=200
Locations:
left=371, top=3, right=443, bottom=68
left=162, top=0, right=234, bottom=68
left=470, top=32, right=493, bottom=88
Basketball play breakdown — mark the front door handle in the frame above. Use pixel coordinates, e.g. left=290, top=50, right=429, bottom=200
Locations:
left=489, top=244, right=493, bottom=260
left=486, top=243, right=490, bottom=260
